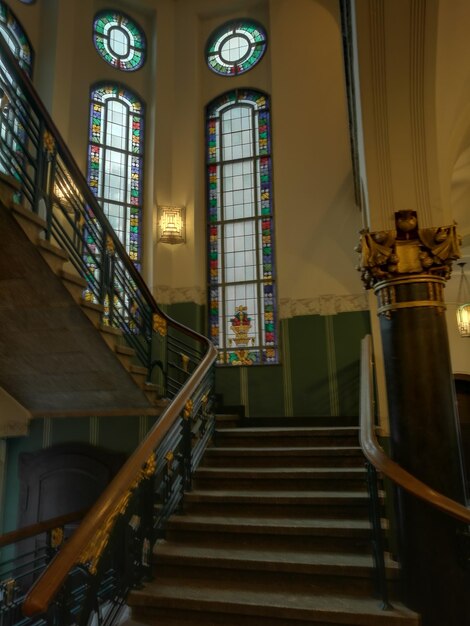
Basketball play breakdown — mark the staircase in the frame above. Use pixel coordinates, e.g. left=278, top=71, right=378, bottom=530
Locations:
left=127, top=418, right=420, bottom=625
left=0, top=174, right=161, bottom=417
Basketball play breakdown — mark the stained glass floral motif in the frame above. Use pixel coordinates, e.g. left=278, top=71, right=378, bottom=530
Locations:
left=206, top=19, right=267, bottom=76
left=207, top=89, right=278, bottom=366
left=0, top=1, right=33, bottom=73
left=93, top=10, right=146, bottom=72
left=87, top=83, right=144, bottom=269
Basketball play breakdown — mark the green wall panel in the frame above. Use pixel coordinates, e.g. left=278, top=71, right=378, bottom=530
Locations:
left=98, top=415, right=140, bottom=456
left=215, top=367, right=241, bottom=407
left=289, top=315, right=330, bottom=416
left=167, top=302, right=206, bottom=335
left=50, top=417, right=90, bottom=446
left=333, top=311, right=371, bottom=416
left=247, top=365, right=284, bottom=417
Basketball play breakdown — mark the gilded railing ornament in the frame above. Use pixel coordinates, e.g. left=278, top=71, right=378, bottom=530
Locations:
left=105, top=235, right=115, bottom=255
left=78, top=452, right=156, bottom=575
left=50, top=527, right=64, bottom=549
left=183, top=399, right=193, bottom=420
left=164, top=450, right=174, bottom=473
left=152, top=313, right=167, bottom=336
left=180, top=353, right=190, bottom=373
left=357, top=211, right=460, bottom=290
left=43, top=129, right=55, bottom=156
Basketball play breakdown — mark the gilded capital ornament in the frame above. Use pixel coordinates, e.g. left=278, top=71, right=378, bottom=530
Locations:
left=357, top=211, right=461, bottom=290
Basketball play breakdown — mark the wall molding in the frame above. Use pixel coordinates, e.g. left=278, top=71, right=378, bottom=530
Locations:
left=279, top=294, right=369, bottom=319
left=154, top=285, right=206, bottom=305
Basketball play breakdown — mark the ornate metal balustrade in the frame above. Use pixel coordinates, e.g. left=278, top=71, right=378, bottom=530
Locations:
left=0, top=33, right=217, bottom=626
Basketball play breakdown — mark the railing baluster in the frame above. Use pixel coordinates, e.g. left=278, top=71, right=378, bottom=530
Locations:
left=365, top=461, right=393, bottom=610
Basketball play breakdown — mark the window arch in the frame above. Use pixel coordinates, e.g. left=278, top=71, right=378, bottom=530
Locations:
left=0, top=1, right=33, bottom=75
left=87, top=83, right=145, bottom=268
left=207, top=89, right=278, bottom=366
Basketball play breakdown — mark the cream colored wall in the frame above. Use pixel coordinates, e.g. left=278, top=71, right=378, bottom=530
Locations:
left=12, top=0, right=365, bottom=312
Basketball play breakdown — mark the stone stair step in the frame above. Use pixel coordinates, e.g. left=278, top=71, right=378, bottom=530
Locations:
left=192, top=466, right=366, bottom=491
left=215, top=426, right=359, bottom=447
left=202, top=446, right=365, bottom=468
left=129, top=582, right=419, bottom=625
left=183, top=489, right=372, bottom=518
left=165, top=514, right=374, bottom=552
left=152, top=543, right=398, bottom=595
left=241, top=416, right=359, bottom=428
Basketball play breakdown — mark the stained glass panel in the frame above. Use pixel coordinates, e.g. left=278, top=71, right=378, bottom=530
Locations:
left=0, top=2, right=33, bottom=74
left=206, top=19, right=267, bottom=77
left=87, top=83, right=144, bottom=269
left=207, top=89, right=278, bottom=366
left=93, top=10, right=146, bottom=72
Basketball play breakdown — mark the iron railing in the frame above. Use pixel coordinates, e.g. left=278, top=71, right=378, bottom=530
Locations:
left=0, top=31, right=217, bottom=626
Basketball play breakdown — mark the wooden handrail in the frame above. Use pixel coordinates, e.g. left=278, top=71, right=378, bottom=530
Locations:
left=22, top=341, right=216, bottom=617
left=360, top=335, right=470, bottom=524
left=0, top=509, right=87, bottom=549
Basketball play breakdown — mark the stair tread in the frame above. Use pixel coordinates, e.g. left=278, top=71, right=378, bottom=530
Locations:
left=130, top=582, right=419, bottom=624
left=206, top=446, right=363, bottom=455
left=58, top=268, right=88, bottom=287
left=185, top=489, right=369, bottom=502
left=217, top=426, right=359, bottom=435
left=167, top=514, right=371, bottom=534
left=195, top=467, right=365, bottom=477
left=154, top=542, right=396, bottom=574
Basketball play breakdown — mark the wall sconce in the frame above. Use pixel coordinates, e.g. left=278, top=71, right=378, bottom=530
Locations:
left=456, top=261, right=470, bottom=337
left=158, top=205, right=186, bottom=244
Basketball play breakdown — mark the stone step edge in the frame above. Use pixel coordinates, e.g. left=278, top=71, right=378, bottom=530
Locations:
left=129, top=583, right=419, bottom=625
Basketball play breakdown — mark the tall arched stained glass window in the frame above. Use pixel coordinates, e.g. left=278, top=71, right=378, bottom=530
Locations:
left=207, top=89, right=278, bottom=366
left=87, top=83, right=144, bottom=268
left=0, top=1, right=33, bottom=75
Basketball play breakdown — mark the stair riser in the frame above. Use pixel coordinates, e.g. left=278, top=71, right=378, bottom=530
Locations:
left=192, top=477, right=366, bottom=491
left=182, top=502, right=370, bottom=519
left=202, top=455, right=365, bottom=469
left=164, top=530, right=373, bottom=553
left=214, top=436, right=360, bottom=447
left=150, top=567, right=394, bottom=598
left=131, top=607, right=410, bottom=626
left=12, top=212, right=45, bottom=242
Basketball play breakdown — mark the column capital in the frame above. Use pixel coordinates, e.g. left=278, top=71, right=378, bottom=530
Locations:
left=357, top=210, right=461, bottom=290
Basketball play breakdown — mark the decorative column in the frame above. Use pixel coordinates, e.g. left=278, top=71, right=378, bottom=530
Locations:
left=358, top=210, right=470, bottom=625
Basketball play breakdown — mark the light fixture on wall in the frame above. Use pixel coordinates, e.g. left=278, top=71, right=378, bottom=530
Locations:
left=456, top=261, right=470, bottom=337
left=158, top=205, right=186, bottom=244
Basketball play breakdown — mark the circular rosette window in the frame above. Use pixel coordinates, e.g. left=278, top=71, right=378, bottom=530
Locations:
left=93, top=10, right=146, bottom=71
left=206, top=19, right=267, bottom=76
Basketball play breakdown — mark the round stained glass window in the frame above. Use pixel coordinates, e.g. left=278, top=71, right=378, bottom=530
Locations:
left=93, top=10, right=146, bottom=72
left=206, top=19, right=267, bottom=76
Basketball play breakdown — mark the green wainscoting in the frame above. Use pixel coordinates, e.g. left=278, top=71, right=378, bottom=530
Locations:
left=213, top=309, right=370, bottom=418
left=2, top=414, right=157, bottom=534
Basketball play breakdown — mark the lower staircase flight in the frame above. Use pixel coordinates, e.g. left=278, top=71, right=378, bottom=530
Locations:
left=127, top=416, right=420, bottom=626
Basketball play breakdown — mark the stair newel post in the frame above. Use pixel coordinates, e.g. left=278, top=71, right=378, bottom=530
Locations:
left=182, top=400, right=193, bottom=491
left=365, top=460, right=392, bottom=610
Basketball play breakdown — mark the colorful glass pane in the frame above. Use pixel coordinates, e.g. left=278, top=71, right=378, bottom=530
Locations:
left=0, top=2, right=33, bottom=74
left=207, top=89, right=278, bottom=366
left=93, top=10, right=146, bottom=72
left=86, top=83, right=145, bottom=269
left=206, top=19, right=267, bottom=77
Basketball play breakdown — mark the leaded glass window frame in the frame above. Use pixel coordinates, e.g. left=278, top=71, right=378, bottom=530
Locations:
left=86, top=82, right=145, bottom=269
left=207, top=89, right=278, bottom=366
left=93, top=10, right=146, bottom=72
left=0, top=1, right=34, bottom=74
left=205, top=18, right=267, bottom=77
